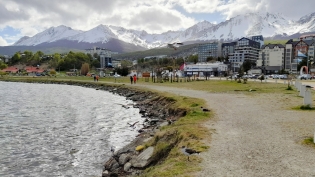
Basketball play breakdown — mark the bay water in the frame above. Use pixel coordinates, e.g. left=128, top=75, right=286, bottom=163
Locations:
left=0, top=82, right=142, bottom=177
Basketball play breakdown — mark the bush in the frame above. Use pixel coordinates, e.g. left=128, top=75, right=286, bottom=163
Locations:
left=286, top=85, right=293, bottom=90
left=300, top=105, right=315, bottom=110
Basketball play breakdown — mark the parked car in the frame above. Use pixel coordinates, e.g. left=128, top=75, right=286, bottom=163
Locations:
left=250, top=75, right=260, bottom=79
left=299, top=74, right=312, bottom=80
left=279, top=75, right=288, bottom=79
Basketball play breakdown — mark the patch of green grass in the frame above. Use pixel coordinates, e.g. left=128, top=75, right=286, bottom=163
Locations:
left=286, top=85, right=293, bottom=90
left=292, top=105, right=315, bottom=110
left=265, top=40, right=288, bottom=45
left=300, top=105, right=315, bottom=110
left=139, top=94, right=210, bottom=177
left=190, top=103, right=199, bottom=107
left=303, top=137, right=315, bottom=147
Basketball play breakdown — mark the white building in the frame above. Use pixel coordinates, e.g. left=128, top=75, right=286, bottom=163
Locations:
left=184, top=62, right=228, bottom=77
left=257, top=44, right=285, bottom=73
left=228, top=37, right=261, bottom=71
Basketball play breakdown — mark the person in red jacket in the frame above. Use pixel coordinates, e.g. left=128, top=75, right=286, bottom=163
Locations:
left=133, top=74, right=137, bottom=84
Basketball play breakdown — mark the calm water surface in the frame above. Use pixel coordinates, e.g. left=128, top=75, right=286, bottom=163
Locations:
left=0, top=82, right=142, bottom=177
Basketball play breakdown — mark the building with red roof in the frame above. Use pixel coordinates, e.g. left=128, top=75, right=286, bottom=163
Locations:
left=1, top=67, right=20, bottom=74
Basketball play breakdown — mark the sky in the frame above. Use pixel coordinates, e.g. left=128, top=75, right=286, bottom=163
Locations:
left=0, top=0, right=315, bottom=46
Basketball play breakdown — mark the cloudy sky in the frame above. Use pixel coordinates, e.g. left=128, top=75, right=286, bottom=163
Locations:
left=0, top=0, right=314, bottom=46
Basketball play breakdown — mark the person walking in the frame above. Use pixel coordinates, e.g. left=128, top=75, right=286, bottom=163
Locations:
left=93, top=75, right=96, bottom=82
left=130, top=75, right=133, bottom=84
left=133, top=74, right=137, bottom=84
left=96, top=75, right=99, bottom=82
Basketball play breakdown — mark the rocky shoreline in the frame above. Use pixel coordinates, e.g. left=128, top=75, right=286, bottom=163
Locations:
left=1, top=79, right=187, bottom=177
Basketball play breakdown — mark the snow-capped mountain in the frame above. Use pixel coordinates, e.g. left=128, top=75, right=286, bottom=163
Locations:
left=15, top=25, right=83, bottom=46
left=13, top=12, right=315, bottom=51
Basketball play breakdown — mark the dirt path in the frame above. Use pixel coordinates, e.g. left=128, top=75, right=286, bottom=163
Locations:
left=134, top=84, right=315, bottom=176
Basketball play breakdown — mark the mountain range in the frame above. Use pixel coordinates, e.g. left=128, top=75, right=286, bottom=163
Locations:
left=2, top=12, right=315, bottom=55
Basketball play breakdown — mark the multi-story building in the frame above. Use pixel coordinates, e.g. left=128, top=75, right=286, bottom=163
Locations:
left=299, top=34, right=315, bottom=41
left=257, top=44, right=285, bottom=74
left=251, top=35, right=264, bottom=48
left=99, top=49, right=112, bottom=68
left=222, top=42, right=237, bottom=59
left=284, top=39, right=315, bottom=73
left=85, top=47, right=112, bottom=68
left=228, top=37, right=260, bottom=71
left=198, top=42, right=222, bottom=62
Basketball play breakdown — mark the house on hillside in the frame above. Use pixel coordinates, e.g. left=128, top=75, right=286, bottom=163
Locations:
left=2, top=67, right=20, bottom=74
left=25, top=66, right=45, bottom=76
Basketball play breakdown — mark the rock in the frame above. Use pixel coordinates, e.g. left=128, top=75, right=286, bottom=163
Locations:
left=119, top=154, right=131, bottom=165
left=131, top=147, right=154, bottom=168
left=104, top=158, right=120, bottom=172
left=124, top=162, right=132, bottom=172
left=159, top=122, right=169, bottom=127
left=143, top=137, right=152, bottom=142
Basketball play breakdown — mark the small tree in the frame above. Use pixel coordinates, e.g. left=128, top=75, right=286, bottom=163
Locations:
left=259, top=74, right=265, bottom=83
left=0, top=70, right=6, bottom=77
left=50, top=70, right=57, bottom=76
left=0, top=61, right=8, bottom=69
left=81, top=63, right=90, bottom=76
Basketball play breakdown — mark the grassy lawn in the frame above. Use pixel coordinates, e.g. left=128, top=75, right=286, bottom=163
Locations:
left=2, top=75, right=297, bottom=94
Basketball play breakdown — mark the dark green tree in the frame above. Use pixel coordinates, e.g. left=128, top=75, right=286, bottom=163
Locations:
left=91, top=59, right=100, bottom=68
left=297, top=58, right=307, bottom=72
left=114, top=67, right=129, bottom=76
left=0, top=61, right=8, bottom=69
left=10, top=52, right=21, bottom=65
left=242, top=60, right=253, bottom=73
left=187, top=55, right=198, bottom=64
left=206, top=56, right=214, bottom=62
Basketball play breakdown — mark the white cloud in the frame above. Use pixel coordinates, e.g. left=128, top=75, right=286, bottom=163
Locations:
left=219, top=0, right=315, bottom=20
left=0, top=0, right=314, bottom=45
left=0, top=36, right=8, bottom=46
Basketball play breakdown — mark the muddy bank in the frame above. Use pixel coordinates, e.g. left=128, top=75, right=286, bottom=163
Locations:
left=1, top=79, right=187, bottom=176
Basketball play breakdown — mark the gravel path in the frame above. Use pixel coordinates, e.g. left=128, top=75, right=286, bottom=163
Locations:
left=135, top=84, right=315, bottom=177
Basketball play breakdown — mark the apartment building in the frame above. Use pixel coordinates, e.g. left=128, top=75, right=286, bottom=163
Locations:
left=85, top=47, right=112, bottom=68
left=251, top=35, right=264, bottom=48
left=228, top=37, right=260, bottom=70
left=198, top=42, right=222, bottom=62
left=99, top=49, right=112, bottom=68
left=284, top=39, right=315, bottom=73
left=222, top=42, right=237, bottom=59
left=257, top=44, right=285, bottom=73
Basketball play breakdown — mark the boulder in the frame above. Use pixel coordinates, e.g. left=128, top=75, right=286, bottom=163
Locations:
left=131, top=147, right=154, bottom=168
left=104, top=158, right=120, bottom=172
left=124, top=162, right=132, bottom=172
left=119, top=154, right=131, bottom=165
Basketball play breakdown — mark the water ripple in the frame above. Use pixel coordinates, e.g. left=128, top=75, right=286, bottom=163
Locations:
left=0, top=82, right=142, bottom=177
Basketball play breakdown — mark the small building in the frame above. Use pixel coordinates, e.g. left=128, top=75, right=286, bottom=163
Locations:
left=1, top=66, right=20, bottom=74
left=25, top=66, right=45, bottom=76
left=184, top=62, right=228, bottom=77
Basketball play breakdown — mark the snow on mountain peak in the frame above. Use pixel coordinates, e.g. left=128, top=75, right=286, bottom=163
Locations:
left=12, top=11, right=315, bottom=49
left=13, top=25, right=82, bottom=46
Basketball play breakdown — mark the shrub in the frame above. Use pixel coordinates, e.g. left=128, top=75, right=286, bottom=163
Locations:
left=300, top=105, right=314, bottom=110
left=286, top=85, right=293, bottom=90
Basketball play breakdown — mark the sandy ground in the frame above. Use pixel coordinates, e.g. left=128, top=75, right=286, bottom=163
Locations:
left=134, top=83, right=315, bottom=177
